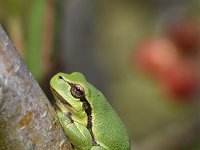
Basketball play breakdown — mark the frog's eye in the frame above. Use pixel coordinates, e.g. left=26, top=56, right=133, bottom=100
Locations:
left=70, top=84, right=85, bottom=99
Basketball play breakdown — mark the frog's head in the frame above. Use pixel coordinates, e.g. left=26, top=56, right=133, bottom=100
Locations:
left=50, top=72, right=91, bottom=123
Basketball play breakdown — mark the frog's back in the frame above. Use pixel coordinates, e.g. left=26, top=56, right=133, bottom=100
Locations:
left=90, top=89, right=130, bottom=150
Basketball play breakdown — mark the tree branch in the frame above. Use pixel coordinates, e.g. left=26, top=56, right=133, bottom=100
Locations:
left=0, top=25, right=72, bottom=149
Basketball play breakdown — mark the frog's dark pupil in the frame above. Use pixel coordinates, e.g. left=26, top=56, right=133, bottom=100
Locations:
left=71, top=84, right=85, bottom=99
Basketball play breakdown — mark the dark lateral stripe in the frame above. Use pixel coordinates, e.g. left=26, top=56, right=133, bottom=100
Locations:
left=80, top=97, right=97, bottom=145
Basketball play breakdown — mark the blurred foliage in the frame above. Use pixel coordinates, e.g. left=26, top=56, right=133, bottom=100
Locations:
left=0, top=0, right=31, bottom=18
left=0, top=0, right=56, bottom=81
left=26, top=0, right=46, bottom=81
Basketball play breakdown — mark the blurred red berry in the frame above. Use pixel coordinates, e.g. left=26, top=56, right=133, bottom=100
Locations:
left=159, top=61, right=199, bottom=100
left=134, top=37, right=178, bottom=76
left=166, top=17, right=200, bottom=55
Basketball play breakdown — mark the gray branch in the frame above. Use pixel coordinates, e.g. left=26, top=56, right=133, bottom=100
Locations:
left=0, top=25, right=72, bottom=149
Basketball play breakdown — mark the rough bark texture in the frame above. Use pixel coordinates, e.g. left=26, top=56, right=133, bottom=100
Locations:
left=0, top=25, right=72, bottom=149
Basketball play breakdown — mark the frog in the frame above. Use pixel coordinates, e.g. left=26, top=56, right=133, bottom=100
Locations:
left=50, top=72, right=130, bottom=150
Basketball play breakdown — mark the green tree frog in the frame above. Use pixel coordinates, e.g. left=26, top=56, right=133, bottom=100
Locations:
left=50, top=72, right=130, bottom=150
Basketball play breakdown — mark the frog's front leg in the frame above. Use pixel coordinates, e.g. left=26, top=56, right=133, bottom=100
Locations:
left=56, top=109, right=93, bottom=150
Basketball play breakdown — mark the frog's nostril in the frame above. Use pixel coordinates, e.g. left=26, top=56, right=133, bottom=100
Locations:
left=59, top=76, right=63, bottom=80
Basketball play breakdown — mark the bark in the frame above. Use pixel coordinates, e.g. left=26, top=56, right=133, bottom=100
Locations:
left=0, top=25, right=72, bottom=150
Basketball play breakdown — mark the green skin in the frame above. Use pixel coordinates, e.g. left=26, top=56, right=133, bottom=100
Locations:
left=50, top=72, right=130, bottom=150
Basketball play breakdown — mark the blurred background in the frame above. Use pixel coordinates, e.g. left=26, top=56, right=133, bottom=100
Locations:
left=1, top=0, right=200, bottom=149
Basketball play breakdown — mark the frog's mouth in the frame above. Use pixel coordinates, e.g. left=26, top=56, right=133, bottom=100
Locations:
left=50, top=87, right=73, bottom=109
